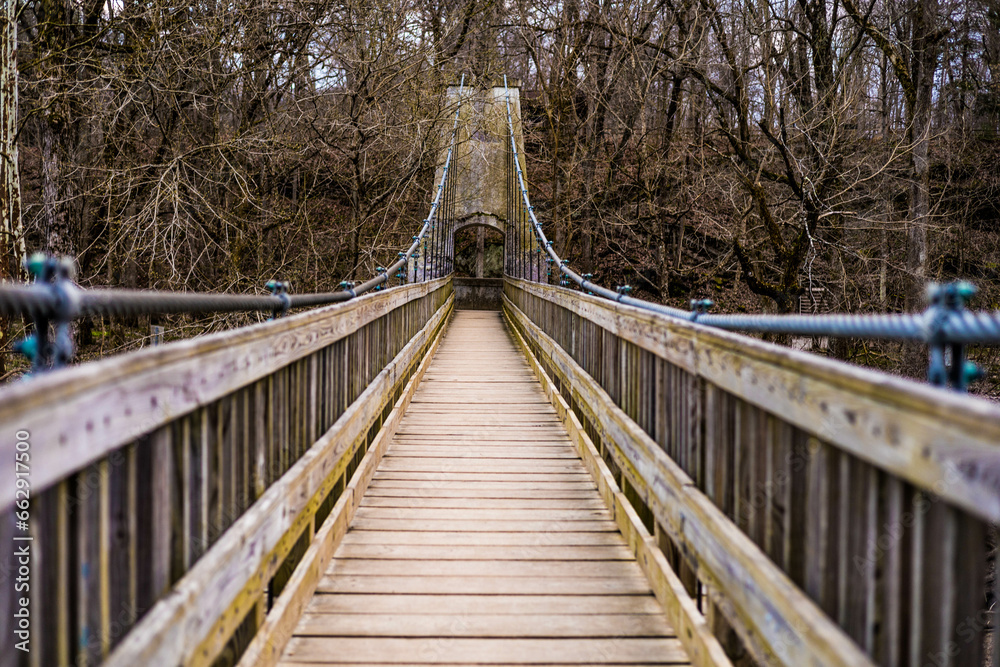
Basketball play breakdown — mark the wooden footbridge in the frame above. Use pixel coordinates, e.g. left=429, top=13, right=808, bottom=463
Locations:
left=3, top=82, right=1000, bottom=667
left=278, top=310, right=689, bottom=666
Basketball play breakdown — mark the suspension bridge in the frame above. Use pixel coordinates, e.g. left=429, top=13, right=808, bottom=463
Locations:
left=2, top=78, right=1000, bottom=667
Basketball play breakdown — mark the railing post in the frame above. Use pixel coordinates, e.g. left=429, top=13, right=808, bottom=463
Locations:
left=925, top=281, right=983, bottom=392
left=14, top=253, right=80, bottom=373
left=265, top=280, right=291, bottom=320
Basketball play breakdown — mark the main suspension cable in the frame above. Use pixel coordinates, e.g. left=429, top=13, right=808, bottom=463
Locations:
left=500, top=75, right=1000, bottom=390
left=0, top=77, right=467, bottom=372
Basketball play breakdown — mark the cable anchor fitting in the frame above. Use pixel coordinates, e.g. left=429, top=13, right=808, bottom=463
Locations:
left=266, top=279, right=291, bottom=319
left=16, top=253, right=80, bottom=374
left=690, top=299, right=714, bottom=322
left=924, top=281, right=981, bottom=391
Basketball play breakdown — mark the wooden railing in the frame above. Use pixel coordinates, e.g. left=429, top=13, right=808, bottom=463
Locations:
left=0, top=277, right=453, bottom=667
left=504, top=277, right=1000, bottom=667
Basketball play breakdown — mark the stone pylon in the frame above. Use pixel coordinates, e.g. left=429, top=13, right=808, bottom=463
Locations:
left=412, top=81, right=542, bottom=281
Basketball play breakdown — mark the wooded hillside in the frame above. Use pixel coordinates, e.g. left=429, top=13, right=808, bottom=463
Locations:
left=1, top=0, right=998, bottom=385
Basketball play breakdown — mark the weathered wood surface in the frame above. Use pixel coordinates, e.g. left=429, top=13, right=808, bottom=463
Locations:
left=277, top=311, right=693, bottom=667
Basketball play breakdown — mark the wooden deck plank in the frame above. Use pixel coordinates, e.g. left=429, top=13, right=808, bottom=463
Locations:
left=383, top=451, right=579, bottom=460
left=393, top=429, right=571, bottom=437
left=384, top=449, right=580, bottom=459
left=396, top=424, right=566, bottom=442
left=398, top=420, right=564, bottom=426
left=359, top=496, right=607, bottom=509
left=302, top=593, right=666, bottom=615
left=409, top=397, right=554, bottom=404
left=314, top=574, right=653, bottom=595
left=277, top=311, right=691, bottom=666
left=389, top=439, right=573, bottom=446
left=370, top=473, right=594, bottom=483
left=280, top=637, right=690, bottom=664
left=345, top=518, right=621, bottom=532
left=351, top=507, right=613, bottom=521
left=291, top=613, right=674, bottom=637
left=326, top=559, right=645, bottom=577
left=333, top=543, right=633, bottom=559
left=364, top=480, right=597, bottom=490
left=363, top=489, right=600, bottom=499
left=373, top=463, right=589, bottom=474
left=339, top=531, right=626, bottom=546
left=280, top=663, right=679, bottom=667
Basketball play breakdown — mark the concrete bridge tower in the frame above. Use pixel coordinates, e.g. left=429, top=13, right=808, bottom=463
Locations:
left=413, top=80, right=542, bottom=281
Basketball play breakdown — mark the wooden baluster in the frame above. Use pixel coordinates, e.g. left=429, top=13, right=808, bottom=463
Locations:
left=951, top=512, right=986, bottom=667
left=135, top=427, right=173, bottom=615
left=107, top=444, right=136, bottom=652
left=703, top=382, right=721, bottom=509
left=194, top=409, right=209, bottom=561
left=654, top=357, right=667, bottom=454
left=238, top=387, right=250, bottom=514
left=253, top=378, right=267, bottom=500
left=265, top=373, right=275, bottom=487
left=225, top=396, right=235, bottom=533
left=767, top=419, right=792, bottom=569
left=76, top=464, right=103, bottom=665
left=31, top=482, right=69, bottom=666
left=750, top=406, right=768, bottom=548
left=918, top=500, right=956, bottom=667
left=208, top=402, right=223, bottom=544
left=687, top=371, right=703, bottom=488
left=784, top=429, right=808, bottom=588
left=843, top=458, right=878, bottom=651
left=309, top=352, right=319, bottom=447
left=278, top=366, right=288, bottom=478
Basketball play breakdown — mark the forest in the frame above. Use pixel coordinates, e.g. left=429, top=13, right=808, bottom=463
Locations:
left=1, top=0, right=999, bottom=388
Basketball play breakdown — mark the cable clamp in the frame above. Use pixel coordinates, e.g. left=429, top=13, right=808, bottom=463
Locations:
left=924, top=281, right=980, bottom=391
left=266, top=279, right=291, bottom=319
left=16, top=253, right=80, bottom=373
left=690, top=299, right=714, bottom=321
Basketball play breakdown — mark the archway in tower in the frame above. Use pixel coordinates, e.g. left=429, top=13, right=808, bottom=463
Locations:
left=453, top=224, right=505, bottom=278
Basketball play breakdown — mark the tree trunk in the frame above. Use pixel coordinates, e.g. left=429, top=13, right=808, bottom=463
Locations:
left=0, top=0, right=22, bottom=274
left=1, top=0, right=25, bottom=375
left=658, top=233, right=669, bottom=299
left=40, top=117, right=76, bottom=257
left=906, top=35, right=935, bottom=312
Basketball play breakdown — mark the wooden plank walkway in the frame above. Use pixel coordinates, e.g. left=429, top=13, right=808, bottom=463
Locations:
left=278, top=310, right=692, bottom=666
